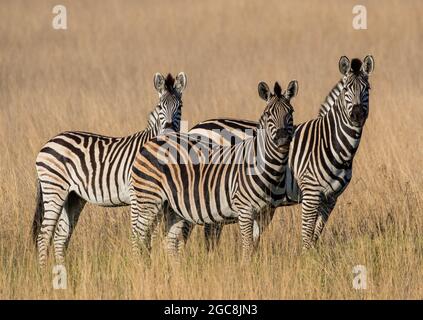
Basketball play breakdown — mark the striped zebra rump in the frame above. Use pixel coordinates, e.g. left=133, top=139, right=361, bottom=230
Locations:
left=36, top=131, right=149, bottom=206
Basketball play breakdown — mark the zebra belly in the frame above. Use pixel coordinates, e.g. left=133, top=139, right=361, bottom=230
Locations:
left=172, top=201, right=238, bottom=225
left=166, top=187, right=237, bottom=225
left=68, top=184, right=131, bottom=206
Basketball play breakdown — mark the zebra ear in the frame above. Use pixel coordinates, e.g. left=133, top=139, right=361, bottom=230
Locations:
left=339, top=56, right=350, bottom=75
left=154, top=73, right=166, bottom=94
left=362, top=55, right=375, bottom=75
left=285, top=80, right=298, bottom=100
left=258, top=82, right=270, bottom=101
left=174, top=72, right=187, bottom=94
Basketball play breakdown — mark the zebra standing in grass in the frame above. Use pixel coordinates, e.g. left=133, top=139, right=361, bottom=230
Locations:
left=32, top=72, right=187, bottom=266
left=187, top=56, right=374, bottom=250
left=129, top=80, right=298, bottom=259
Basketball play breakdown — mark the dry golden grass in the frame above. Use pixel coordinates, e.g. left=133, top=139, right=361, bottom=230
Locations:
left=0, top=0, right=422, bottom=299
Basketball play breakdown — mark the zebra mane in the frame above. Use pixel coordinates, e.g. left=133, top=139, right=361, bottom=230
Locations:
left=351, top=59, right=362, bottom=75
left=164, top=74, right=175, bottom=92
left=257, top=112, right=266, bottom=129
left=318, top=80, right=344, bottom=118
left=257, top=105, right=272, bottom=130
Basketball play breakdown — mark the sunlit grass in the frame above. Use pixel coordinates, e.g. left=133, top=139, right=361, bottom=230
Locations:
left=0, top=0, right=422, bottom=299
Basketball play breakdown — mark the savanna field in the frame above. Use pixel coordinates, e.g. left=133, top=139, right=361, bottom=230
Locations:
left=0, top=0, right=422, bottom=299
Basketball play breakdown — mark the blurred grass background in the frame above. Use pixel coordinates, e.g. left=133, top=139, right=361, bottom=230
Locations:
left=0, top=0, right=422, bottom=299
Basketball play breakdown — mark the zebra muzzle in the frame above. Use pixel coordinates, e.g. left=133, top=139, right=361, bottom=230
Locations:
left=350, top=105, right=367, bottom=126
left=275, top=128, right=292, bottom=146
left=164, top=122, right=174, bottom=129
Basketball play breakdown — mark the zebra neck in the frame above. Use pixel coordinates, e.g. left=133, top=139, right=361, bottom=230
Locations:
left=318, top=80, right=344, bottom=117
left=325, top=96, right=364, bottom=163
left=143, top=126, right=158, bottom=141
left=146, top=105, right=161, bottom=136
left=249, top=128, right=286, bottom=176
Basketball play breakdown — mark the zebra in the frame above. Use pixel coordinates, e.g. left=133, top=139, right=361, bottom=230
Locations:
left=186, top=55, right=375, bottom=250
left=32, top=72, right=187, bottom=266
left=129, top=80, right=298, bottom=259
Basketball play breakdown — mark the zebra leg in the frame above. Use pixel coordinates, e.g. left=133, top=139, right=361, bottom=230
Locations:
left=312, top=197, right=336, bottom=246
left=181, top=220, right=194, bottom=249
left=53, top=192, right=86, bottom=264
left=253, top=207, right=276, bottom=247
left=150, top=214, right=164, bottom=245
left=53, top=206, right=69, bottom=265
left=238, top=209, right=254, bottom=260
left=300, top=191, right=322, bottom=250
left=36, top=182, right=69, bottom=267
left=130, top=196, right=163, bottom=257
left=204, top=223, right=223, bottom=252
left=165, top=211, right=193, bottom=258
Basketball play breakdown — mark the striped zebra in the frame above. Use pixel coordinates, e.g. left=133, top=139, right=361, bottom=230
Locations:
left=188, top=55, right=375, bottom=250
left=32, top=72, right=187, bottom=266
left=129, top=80, right=298, bottom=259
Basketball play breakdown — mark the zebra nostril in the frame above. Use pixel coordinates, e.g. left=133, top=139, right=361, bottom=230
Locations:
left=164, top=122, right=173, bottom=129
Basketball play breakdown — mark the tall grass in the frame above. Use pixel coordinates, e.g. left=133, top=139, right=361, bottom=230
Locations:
left=0, top=0, right=422, bottom=299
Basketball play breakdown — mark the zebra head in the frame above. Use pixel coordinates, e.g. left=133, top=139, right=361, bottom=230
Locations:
left=153, top=72, right=187, bottom=133
left=339, top=55, right=374, bottom=126
left=258, top=80, right=298, bottom=148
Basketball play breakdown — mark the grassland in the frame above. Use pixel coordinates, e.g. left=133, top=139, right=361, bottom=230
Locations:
left=0, top=0, right=422, bottom=299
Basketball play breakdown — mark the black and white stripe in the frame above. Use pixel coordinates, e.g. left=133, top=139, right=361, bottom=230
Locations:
left=129, top=81, right=298, bottom=259
left=32, top=72, right=187, bottom=266
left=189, top=56, right=375, bottom=250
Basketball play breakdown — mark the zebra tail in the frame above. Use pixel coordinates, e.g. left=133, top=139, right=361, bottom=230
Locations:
left=31, top=179, right=44, bottom=245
